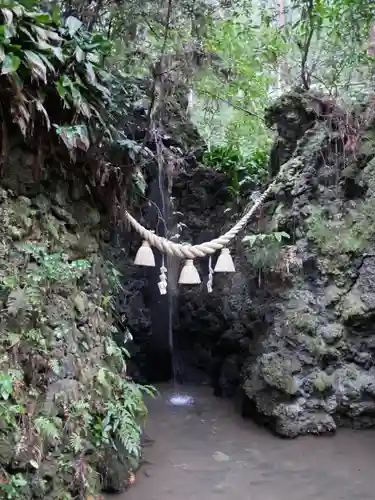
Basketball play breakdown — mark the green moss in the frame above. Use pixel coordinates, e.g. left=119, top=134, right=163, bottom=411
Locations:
left=288, top=311, right=319, bottom=334
left=296, top=122, right=328, bottom=161
left=244, top=238, right=284, bottom=271
left=306, top=201, right=375, bottom=257
left=313, top=371, right=333, bottom=392
left=341, top=290, right=367, bottom=322
left=344, top=364, right=360, bottom=380
left=260, top=353, right=299, bottom=395
left=341, top=163, right=360, bottom=180
left=298, top=333, right=328, bottom=357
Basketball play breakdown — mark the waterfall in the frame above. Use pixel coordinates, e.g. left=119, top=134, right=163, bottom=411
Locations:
left=156, top=145, right=180, bottom=386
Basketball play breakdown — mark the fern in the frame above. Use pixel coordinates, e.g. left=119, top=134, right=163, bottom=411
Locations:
left=117, top=429, right=141, bottom=458
left=71, top=400, right=90, bottom=413
left=24, top=328, right=47, bottom=351
left=70, top=400, right=93, bottom=427
left=69, top=433, right=83, bottom=454
left=104, top=338, right=123, bottom=359
left=50, top=359, right=61, bottom=375
left=34, top=416, right=60, bottom=440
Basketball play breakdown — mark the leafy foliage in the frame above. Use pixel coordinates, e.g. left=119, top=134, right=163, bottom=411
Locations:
left=202, top=144, right=268, bottom=197
left=192, top=2, right=284, bottom=159
left=1, top=0, right=375, bottom=493
left=0, top=200, right=154, bottom=498
left=242, top=230, right=302, bottom=278
left=0, top=472, right=27, bottom=499
left=0, top=0, right=113, bottom=156
left=242, top=231, right=290, bottom=247
left=283, top=0, right=374, bottom=98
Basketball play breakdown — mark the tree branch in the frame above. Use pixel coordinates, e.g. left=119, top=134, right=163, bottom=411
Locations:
left=299, top=0, right=315, bottom=90
left=146, top=0, right=173, bottom=126
left=200, top=88, right=264, bottom=120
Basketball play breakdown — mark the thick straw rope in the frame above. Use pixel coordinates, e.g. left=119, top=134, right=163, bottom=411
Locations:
left=125, top=164, right=285, bottom=259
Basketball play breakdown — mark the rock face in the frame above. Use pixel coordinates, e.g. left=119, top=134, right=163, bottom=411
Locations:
left=170, top=89, right=375, bottom=438
left=170, top=166, right=262, bottom=390
left=241, top=90, right=375, bottom=437
left=244, top=93, right=375, bottom=437
left=0, top=150, right=145, bottom=497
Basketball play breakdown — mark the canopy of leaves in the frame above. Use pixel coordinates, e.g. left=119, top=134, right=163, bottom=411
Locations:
left=0, top=0, right=114, bottom=157
left=1, top=0, right=374, bottom=190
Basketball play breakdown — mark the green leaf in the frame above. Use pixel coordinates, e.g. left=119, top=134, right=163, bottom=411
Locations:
left=24, top=50, right=47, bottom=82
left=19, top=26, right=37, bottom=43
left=1, top=8, right=13, bottom=25
left=51, top=46, right=64, bottom=62
left=38, top=53, right=55, bottom=73
left=85, top=62, right=96, bottom=84
left=0, top=374, right=12, bottom=400
left=86, top=51, right=100, bottom=64
left=65, top=16, right=82, bottom=37
left=51, top=7, right=60, bottom=25
left=55, top=79, right=67, bottom=99
left=45, top=29, right=61, bottom=41
left=35, top=99, right=51, bottom=130
left=32, top=25, right=50, bottom=41
left=280, top=232, right=290, bottom=239
left=11, top=5, right=24, bottom=17
left=26, top=13, right=52, bottom=24
left=1, top=53, right=20, bottom=74
left=75, top=46, right=85, bottom=62
left=242, top=234, right=257, bottom=247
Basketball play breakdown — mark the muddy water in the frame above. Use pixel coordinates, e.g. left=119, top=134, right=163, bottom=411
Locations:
left=108, top=384, right=375, bottom=500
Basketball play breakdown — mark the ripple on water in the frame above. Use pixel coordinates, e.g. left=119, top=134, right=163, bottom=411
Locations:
left=167, top=393, right=195, bottom=406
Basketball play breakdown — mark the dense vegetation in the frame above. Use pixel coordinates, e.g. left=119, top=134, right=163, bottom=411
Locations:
left=0, top=0, right=374, bottom=497
left=1, top=0, right=373, bottom=186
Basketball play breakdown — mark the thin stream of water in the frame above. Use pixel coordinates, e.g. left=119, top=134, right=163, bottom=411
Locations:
left=156, top=153, right=178, bottom=388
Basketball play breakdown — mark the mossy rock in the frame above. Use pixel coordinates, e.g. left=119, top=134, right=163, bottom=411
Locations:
left=318, top=323, right=344, bottom=344
left=341, top=163, right=360, bottom=180
left=44, top=294, right=75, bottom=327
left=313, top=371, right=333, bottom=392
left=73, top=291, right=89, bottom=315
left=0, top=436, right=14, bottom=465
left=97, top=447, right=131, bottom=493
left=259, top=352, right=299, bottom=395
left=289, top=311, right=319, bottom=334
left=341, top=291, right=367, bottom=323
left=298, top=333, right=328, bottom=357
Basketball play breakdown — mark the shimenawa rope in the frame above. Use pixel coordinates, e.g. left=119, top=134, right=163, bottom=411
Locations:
left=124, top=165, right=283, bottom=258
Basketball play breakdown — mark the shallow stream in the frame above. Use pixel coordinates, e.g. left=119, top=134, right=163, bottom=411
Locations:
left=108, top=384, right=375, bottom=500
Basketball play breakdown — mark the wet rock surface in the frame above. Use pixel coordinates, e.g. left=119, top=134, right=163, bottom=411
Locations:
left=0, top=154, right=137, bottom=496
left=159, top=90, right=375, bottom=437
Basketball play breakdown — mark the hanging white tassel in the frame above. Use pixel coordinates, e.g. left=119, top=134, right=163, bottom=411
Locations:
left=158, top=255, right=168, bottom=295
left=134, top=240, right=155, bottom=267
left=207, top=256, right=213, bottom=293
left=214, top=248, right=235, bottom=273
left=178, top=259, right=201, bottom=284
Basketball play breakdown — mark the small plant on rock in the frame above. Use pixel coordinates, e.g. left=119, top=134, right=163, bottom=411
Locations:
left=202, top=144, right=269, bottom=198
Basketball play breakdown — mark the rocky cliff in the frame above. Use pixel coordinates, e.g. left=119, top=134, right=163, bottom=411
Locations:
left=168, top=89, right=375, bottom=438
left=243, top=90, right=375, bottom=437
left=0, top=149, right=146, bottom=497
